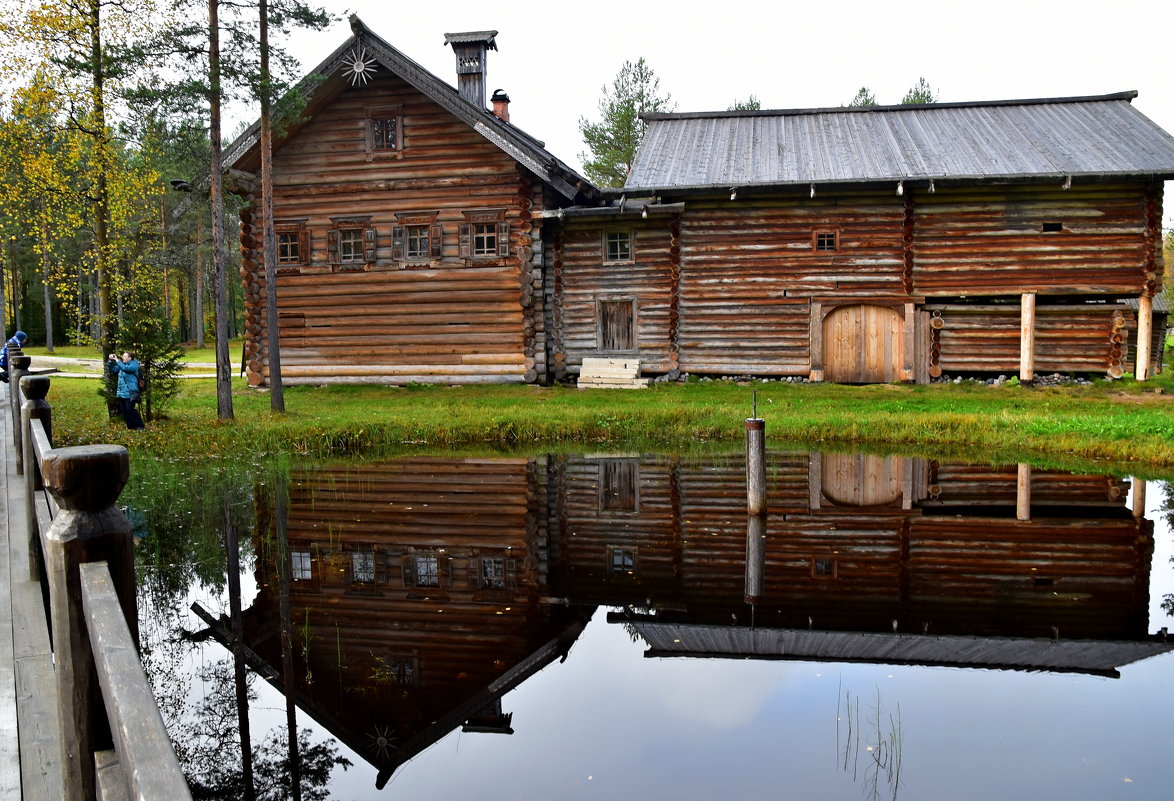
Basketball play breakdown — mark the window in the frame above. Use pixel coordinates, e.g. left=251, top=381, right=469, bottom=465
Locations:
left=372, top=655, right=417, bottom=686
left=599, top=460, right=638, bottom=513
left=811, top=557, right=838, bottom=578
left=366, top=105, right=403, bottom=158
left=327, top=217, right=375, bottom=269
left=460, top=210, right=509, bottom=261
left=291, top=551, right=312, bottom=581
left=609, top=546, right=637, bottom=575
left=480, top=558, right=506, bottom=589
left=351, top=552, right=375, bottom=583
left=814, top=231, right=838, bottom=251
left=598, top=298, right=636, bottom=351
left=414, top=554, right=440, bottom=588
left=274, top=221, right=309, bottom=272
left=392, top=212, right=442, bottom=264
left=604, top=231, right=633, bottom=263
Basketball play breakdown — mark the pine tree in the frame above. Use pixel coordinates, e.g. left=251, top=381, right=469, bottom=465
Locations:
left=578, top=58, right=674, bottom=188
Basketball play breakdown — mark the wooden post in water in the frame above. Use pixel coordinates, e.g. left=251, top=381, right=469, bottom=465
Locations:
left=1016, top=463, right=1032, bottom=521
left=745, top=404, right=766, bottom=608
left=1019, top=293, right=1036, bottom=386
left=10, top=353, right=31, bottom=473
left=20, top=375, right=51, bottom=579
left=1136, top=295, right=1152, bottom=381
left=41, top=444, right=134, bottom=801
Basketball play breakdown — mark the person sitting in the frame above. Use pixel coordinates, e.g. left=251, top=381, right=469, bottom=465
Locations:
left=0, top=330, right=28, bottom=382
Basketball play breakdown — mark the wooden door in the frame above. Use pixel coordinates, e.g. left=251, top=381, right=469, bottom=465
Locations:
left=822, top=305, right=903, bottom=383
left=821, top=453, right=903, bottom=506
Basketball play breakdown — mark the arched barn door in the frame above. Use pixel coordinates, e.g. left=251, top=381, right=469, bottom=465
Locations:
left=822, top=304, right=903, bottom=383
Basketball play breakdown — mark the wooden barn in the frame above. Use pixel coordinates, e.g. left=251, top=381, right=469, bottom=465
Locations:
left=227, top=20, right=1174, bottom=385
left=226, top=18, right=595, bottom=386
left=548, top=94, right=1174, bottom=383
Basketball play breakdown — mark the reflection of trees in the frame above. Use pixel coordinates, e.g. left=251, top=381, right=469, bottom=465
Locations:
left=161, top=658, right=350, bottom=801
left=837, top=683, right=903, bottom=801
left=1161, top=482, right=1174, bottom=617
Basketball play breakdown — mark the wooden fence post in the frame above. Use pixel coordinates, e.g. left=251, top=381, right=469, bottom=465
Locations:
left=21, top=375, right=52, bottom=579
left=41, top=444, right=135, bottom=801
left=10, top=353, right=31, bottom=473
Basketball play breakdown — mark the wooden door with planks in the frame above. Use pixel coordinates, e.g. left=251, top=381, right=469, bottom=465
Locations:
left=822, top=304, right=903, bottom=383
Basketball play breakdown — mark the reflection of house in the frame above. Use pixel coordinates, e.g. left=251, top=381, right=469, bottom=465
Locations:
left=225, top=21, right=1174, bottom=386
left=241, top=458, right=591, bottom=787
left=226, top=452, right=1167, bottom=789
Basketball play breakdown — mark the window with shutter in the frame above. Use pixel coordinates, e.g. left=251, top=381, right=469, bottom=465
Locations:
left=329, top=216, right=374, bottom=271
left=394, top=211, right=441, bottom=267
left=366, top=104, right=403, bottom=159
left=461, top=209, right=508, bottom=263
left=275, top=220, right=310, bottom=272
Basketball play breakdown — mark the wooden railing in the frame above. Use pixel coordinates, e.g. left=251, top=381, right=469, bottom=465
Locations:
left=11, top=354, right=192, bottom=801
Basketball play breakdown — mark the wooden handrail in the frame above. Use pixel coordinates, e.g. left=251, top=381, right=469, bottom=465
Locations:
left=14, top=365, right=193, bottom=801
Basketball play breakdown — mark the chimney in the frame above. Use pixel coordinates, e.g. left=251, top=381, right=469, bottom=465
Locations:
left=491, top=89, right=510, bottom=122
left=443, top=30, right=498, bottom=108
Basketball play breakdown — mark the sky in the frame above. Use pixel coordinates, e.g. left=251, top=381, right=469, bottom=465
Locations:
left=275, top=0, right=1174, bottom=226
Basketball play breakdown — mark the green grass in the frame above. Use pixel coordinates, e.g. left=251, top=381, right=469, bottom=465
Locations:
left=35, top=369, right=1174, bottom=478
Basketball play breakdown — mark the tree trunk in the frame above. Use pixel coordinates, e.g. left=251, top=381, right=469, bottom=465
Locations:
left=195, top=218, right=205, bottom=348
left=208, top=0, right=233, bottom=419
left=259, top=0, right=284, bottom=411
left=88, top=0, right=111, bottom=351
left=0, top=240, right=8, bottom=339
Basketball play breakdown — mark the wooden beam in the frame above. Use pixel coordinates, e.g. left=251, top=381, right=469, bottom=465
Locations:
left=1019, top=293, right=1036, bottom=384
left=1016, top=462, right=1032, bottom=521
left=1135, top=295, right=1152, bottom=381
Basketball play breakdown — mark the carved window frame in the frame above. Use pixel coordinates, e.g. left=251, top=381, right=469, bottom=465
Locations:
left=327, top=215, right=375, bottom=272
left=459, top=209, right=509, bottom=264
left=274, top=219, right=309, bottom=273
left=392, top=211, right=442, bottom=268
left=366, top=104, right=403, bottom=160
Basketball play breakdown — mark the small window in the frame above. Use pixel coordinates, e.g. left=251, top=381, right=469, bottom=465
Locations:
left=460, top=210, right=509, bottom=261
left=610, top=546, right=637, bottom=575
left=291, top=551, right=313, bottom=581
left=812, top=557, right=838, bottom=578
left=366, top=105, right=403, bottom=158
left=405, top=225, right=430, bottom=258
left=473, top=223, right=497, bottom=256
left=480, top=558, right=506, bottom=589
left=351, top=552, right=375, bottom=583
left=328, top=218, right=375, bottom=269
left=274, top=221, right=309, bottom=271
left=814, top=231, right=838, bottom=251
left=604, top=231, right=633, bottom=263
left=1041, top=222, right=1063, bottom=233
left=414, top=554, right=440, bottom=588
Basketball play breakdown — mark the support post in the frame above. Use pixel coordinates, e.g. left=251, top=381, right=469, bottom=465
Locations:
left=1136, top=295, right=1152, bottom=381
left=745, top=416, right=766, bottom=609
left=1019, top=293, right=1036, bottom=386
left=41, top=444, right=134, bottom=801
left=1132, top=479, right=1147, bottom=519
left=1016, top=463, right=1032, bottom=522
left=11, top=353, right=31, bottom=473
left=20, top=375, right=52, bottom=579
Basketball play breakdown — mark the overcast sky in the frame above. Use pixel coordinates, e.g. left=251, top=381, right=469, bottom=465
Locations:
left=279, top=0, right=1174, bottom=226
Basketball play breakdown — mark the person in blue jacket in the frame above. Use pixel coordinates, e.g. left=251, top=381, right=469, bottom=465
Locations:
left=0, top=330, right=28, bottom=382
left=108, top=351, right=145, bottom=429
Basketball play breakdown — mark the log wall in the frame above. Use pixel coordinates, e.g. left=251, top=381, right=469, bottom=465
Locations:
left=240, top=74, right=543, bottom=386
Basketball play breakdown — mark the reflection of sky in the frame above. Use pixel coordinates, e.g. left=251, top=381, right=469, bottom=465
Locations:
left=234, top=481, right=1174, bottom=800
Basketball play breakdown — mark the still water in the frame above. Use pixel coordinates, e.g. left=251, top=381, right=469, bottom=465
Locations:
left=130, top=451, right=1174, bottom=800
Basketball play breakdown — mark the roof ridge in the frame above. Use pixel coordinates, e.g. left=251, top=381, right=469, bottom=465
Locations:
left=642, top=91, right=1139, bottom=121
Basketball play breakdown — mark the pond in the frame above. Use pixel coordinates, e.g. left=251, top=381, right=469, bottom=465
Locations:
left=128, top=449, right=1174, bottom=801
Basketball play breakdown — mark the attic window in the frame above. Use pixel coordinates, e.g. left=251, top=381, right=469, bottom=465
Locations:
left=366, top=104, right=403, bottom=159
left=814, top=231, right=838, bottom=251
left=1041, top=222, right=1064, bottom=233
left=604, top=230, right=633, bottom=263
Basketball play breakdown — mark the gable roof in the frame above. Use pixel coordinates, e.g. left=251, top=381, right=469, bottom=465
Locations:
left=625, top=92, right=1174, bottom=192
left=224, top=17, right=595, bottom=202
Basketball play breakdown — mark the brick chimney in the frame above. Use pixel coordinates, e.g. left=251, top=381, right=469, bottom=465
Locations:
left=443, top=31, right=498, bottom=108
left=491, top=89, right=510, bottom=122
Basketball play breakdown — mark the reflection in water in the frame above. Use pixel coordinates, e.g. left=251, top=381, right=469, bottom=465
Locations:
left=838, top=685, right=903, bottom=801
left=167, top=451, right=1171, bottom=794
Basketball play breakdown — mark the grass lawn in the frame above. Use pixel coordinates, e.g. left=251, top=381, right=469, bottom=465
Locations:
left=32, top=365, right=1174, bottom=478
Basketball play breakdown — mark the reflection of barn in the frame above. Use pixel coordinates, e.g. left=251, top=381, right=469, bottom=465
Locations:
left=548, top=453, right=1167, bottom=674
left=222, top=452, right=1168, bottom=789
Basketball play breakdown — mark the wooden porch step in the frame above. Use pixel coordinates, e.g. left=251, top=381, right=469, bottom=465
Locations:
left=578, top=358, right=650, bottom=389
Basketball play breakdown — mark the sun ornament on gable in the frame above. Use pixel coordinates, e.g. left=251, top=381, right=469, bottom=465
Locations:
left=342, top=46, right=377, bottom=86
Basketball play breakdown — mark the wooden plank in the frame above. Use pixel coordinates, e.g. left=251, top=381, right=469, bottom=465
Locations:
left=81, top=563, right=192, bottom=801
left=0, top=402, right=18, bottom=801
